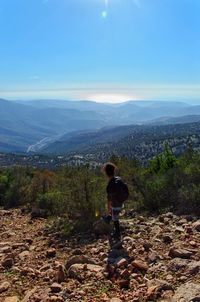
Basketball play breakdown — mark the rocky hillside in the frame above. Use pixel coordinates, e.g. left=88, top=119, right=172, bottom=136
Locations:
left=1, top=209, right=200, bottom=302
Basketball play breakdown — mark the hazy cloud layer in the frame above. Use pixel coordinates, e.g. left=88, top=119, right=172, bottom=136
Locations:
left=1, top=84, right=200, bottom=102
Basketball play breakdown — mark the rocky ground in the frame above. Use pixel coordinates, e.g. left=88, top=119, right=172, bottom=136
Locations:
left=1, top=209, right=200, bottom=302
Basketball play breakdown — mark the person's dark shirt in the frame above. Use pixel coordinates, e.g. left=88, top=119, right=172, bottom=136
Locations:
left=106, top=176, right=122, bottom=207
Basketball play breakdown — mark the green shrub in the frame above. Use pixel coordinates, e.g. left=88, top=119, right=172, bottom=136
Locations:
left=36, top=191, right=64, bottom=215
left=178, top=184, right=200, bottom=215
left=1, top=147, right=200, bottom=234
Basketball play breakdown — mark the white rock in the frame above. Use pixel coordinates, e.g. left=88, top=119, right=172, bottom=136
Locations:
left=4, top=296, right=19, bottom=302
left=172, top=282, right=200, bottom=302
left=0, top=281, right=10, bottom=293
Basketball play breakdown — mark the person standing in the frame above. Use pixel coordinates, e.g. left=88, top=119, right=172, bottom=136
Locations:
left=102, top=162, right=129, bottom=240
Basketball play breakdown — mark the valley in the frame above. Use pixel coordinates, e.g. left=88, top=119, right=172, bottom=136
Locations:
left=1, top=99, right=200, bottom=168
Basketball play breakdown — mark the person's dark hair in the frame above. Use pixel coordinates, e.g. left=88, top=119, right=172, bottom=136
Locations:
left=103, top=162, right=117, bottom=177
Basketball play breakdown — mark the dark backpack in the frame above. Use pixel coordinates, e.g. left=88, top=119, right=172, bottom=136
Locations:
left=114, top=177, right=129, bottom=205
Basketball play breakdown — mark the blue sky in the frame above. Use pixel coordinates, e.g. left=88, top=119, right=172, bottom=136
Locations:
left=0, top=0, right=199, bottom=102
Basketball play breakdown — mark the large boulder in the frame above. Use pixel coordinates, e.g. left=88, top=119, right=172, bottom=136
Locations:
left=0, top=210, right=12, bottom=216
left=186, top=261, right=200, bottom=276
left=0, top=281, right=10, bottom=293
left=1, top=257, right=14, bottom=269
left=93, top=219, right=111, bottom=236
left=4, top=297, right=19, bottom=302
left=132, top=260, right=148, bottom=273
left=163, top=234, right=173, bottom=244
left=65, top=255, right=97, bottom=270
left=193, top=220, right=200, bottom=232
left=21, top=287, right=37, bottom=301
left=147, top=279, right=173, bottom=300
left=31, top=208, right=48, bottom=219
left=169, top=247, right=194, bottom=259
left=68, top=263, right=104, bottom=279
left=18, top=250, right=30, bottom=260
left=169, top=258, right=189, bottom=271
left=46, top=248, right=56, bottom=258
left=50, top=283, right=62, bottom=293
left=172, top=282, right=200, bottom=302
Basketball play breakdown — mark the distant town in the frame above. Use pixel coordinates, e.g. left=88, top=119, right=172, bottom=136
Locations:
left=0, top=153, right=100, bottom=170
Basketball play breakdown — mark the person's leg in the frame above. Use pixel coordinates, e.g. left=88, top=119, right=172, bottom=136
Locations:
left=107, top=201, right=112, bottom=223
left=101, top=201, right=112, bottom=224
left=111, top=207, right=121, bottom=238
left=114, top=220, right=120, bottom=236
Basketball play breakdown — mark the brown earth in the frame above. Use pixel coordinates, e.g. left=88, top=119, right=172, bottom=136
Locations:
left=1, top=209, right=200, bottom=302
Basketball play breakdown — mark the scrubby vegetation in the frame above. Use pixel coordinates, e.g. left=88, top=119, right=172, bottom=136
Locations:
left=52, top=121, right=200, bottom=163
left=1, top=147, right=200, bottom=234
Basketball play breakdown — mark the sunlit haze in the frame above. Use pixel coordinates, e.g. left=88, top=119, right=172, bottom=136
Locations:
left=88, top=94, right=135, bottom=103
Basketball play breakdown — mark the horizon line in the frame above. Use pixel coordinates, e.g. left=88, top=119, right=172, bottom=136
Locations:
left=1, top=97, right=200, bottom=105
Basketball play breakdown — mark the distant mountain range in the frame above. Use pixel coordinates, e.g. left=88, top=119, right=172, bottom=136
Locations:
left=146, top=115, right=200, bottom=125
left=0, top=98, right=200, bottom=154
left=0, top=99, right=106, bottom=152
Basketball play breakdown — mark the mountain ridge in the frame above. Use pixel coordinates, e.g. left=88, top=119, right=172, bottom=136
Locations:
left=43, top=120, right=200, bottom=164
left=0, top=98, right=200, bottom=153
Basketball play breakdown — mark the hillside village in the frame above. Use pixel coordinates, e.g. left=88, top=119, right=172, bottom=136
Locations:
left=0, top=154, right=99, bottom=170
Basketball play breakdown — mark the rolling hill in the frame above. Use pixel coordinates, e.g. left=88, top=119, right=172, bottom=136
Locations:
left=43, top=121, right=200, bottom=164
left=0, top=99, right=106, bottom=152
left=1, top=98, right=200, bottom=153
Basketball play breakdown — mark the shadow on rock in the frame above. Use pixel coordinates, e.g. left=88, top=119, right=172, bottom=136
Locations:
left=105, top=235, right=133, bottom=289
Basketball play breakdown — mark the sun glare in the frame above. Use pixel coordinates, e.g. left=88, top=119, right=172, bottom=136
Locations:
left=101, top=11, right=108, bottom=18
left=88, top=93, right=137, bottom=103
left=101, top=0, right=108, bottom=18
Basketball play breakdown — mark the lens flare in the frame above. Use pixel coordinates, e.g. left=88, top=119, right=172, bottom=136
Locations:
left=101, top=11, right=107, bottom=18
left=101, top=0, right=108, bottom=18
left=95, top=210, right=100, bottom=218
